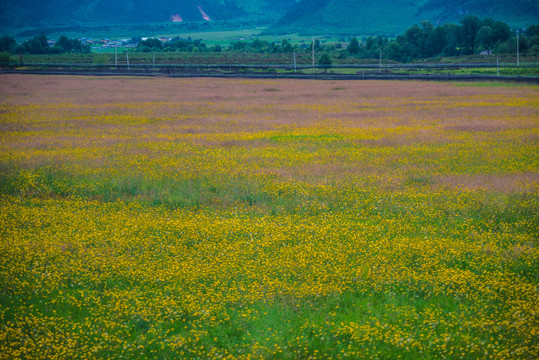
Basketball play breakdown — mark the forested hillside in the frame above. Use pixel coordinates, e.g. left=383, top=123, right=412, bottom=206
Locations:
left=0, top=0, right=536, bottom=37
left=0, top=0, right=298, bottom=28
left=272, top=0, right=428, bottom=35
left=271, top=0, right=539, bottom=35
left=420, top=0, right=539, bottom=24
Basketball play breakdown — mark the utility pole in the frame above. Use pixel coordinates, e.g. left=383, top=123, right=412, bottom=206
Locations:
left=115, top=46, right=117, bottom=69
left=152, top=51, right=155, bottom=70
left=517, top=30, right=520, bottom=66
left=126, top=50, right=129, bottom=70
left=312, top=37, right=315, bottom=68
left=293, top=49, right=297, bottom=73
left=379, top=48, right=382, bottom=74
left=497, top=56, right=499, bottom=76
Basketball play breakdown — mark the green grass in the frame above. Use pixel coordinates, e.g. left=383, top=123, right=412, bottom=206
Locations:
left=13, top=52, right=539, bottom=79
left=1, top=77, right=537, bottom=359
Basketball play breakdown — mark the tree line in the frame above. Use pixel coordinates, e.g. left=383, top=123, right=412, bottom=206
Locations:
left=136, top=37, right=217, bottom=53
left=1, top=16, right=537, bottom=62
left=0, top=34, right=90, bottom=54
left=376, top=18, right=538, bottom=62
left=135, top=17, right=537, bottom=62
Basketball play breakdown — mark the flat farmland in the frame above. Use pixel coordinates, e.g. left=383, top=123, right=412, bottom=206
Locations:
left=0, top=75, right=538, bottom=359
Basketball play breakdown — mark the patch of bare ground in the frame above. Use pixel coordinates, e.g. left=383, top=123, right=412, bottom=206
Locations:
left=0, top=75, right=535, bottom=105
left=435, top=173, right=539, bottom=192
left=1, top=75, right=536, bottom=132
left=1, top=75, right=537, bottom=188
left=259, top=161, right=389, bottom=187
left=505, top=243, right=536, bottom=260
left=445, top=123, right=512, bottom=132
left=359, top=129, right=450, bottom=146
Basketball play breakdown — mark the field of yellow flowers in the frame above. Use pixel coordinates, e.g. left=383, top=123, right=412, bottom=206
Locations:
left=0, top=75, right=538, bottom=359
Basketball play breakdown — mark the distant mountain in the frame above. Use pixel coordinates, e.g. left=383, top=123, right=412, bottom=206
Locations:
left=271, top=0, right=428, bottom=35
left=0, top=0, right=299, bottom=28
left=270, top=0, right=539, bottom=35
left=1, top=0, right=536, bottom=36
left=420, top=0, right=539, bottom=24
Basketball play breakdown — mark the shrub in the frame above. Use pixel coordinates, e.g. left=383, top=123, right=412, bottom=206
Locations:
left=318, top=52, right=333, bottom=66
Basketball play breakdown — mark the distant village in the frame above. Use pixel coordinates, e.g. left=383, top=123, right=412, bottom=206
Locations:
left=3, top=16, right=535, bottom=61
left=47, top=37, right=174, bottom=49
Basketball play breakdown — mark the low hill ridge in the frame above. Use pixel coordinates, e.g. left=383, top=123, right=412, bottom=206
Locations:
left=1, top=0, right=536, bottom=36
left=0, top=0, right=299, bottom=28
left=270, top=0, right=538, bottom=35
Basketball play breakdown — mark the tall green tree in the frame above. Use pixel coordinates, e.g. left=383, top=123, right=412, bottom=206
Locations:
left=460, top=16, right=482, bottom=54
left=488, top=20, right=511, bottom=43
left=138, top=38, right=162, bottom=50
left=281, top=39, right=293, bottom=52
left=441, top=24, right=461, bottom=56
left=385, top=41, right=404, bottom=62
left=426, top=26, right=446, bottom=56
left=347, top=37, right=360, bottom=54
left=22, top=34, right=49, bottom=54
left=475, top=26, right=493, bottom=50
left=318, top=52, right=332, bottom=65
left=0, top=36, right=15, bottom=52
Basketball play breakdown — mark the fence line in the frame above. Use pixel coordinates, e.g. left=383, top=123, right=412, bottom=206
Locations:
left=2, top=62, right=538, bottom=82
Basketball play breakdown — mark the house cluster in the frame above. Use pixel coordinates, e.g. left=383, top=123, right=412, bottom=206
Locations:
left=79, top=37, right=173, bottom=48
left=141, top=37, right=173, bottom=43
left=84, top=38, right=137, bottom=48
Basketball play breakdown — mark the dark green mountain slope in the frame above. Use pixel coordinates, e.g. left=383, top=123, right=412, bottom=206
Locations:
left=272, top=0, right=430, bottom=35
left=0, top=0, right=298, bottom=28
left=420, top=0, right=539, bottom=24
left=271, top=0, right=539, bottom=35
left=1, top=0, right=536, bottom=36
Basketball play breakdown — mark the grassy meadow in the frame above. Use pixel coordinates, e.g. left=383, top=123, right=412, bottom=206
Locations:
left=0, top=75, right=538, bottom=359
